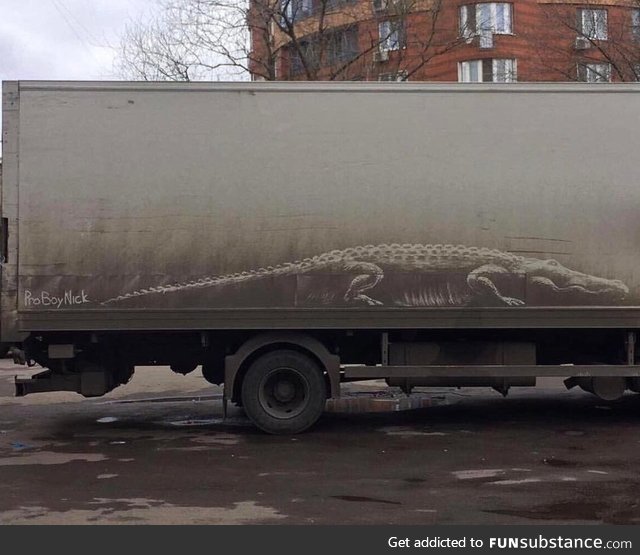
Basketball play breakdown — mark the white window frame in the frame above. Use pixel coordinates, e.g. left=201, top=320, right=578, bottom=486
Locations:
left=459, top=3, right=513, bottom=40
left=579, top=8, right=608, bottom=40
left=378, top=20, right=403, bottom=52
left=632, top=9, right=640, bottom=41
left=578, top=62, right=612, bottom=83
left=282, top=0, right=313, bottom=22
left=493, top=2, right=512, bottom=34
left=460, top=5, right=473, bottom=40
left=301, top=0, right=313, bottom=16
left=492, top=58, right=516, bottom=82
left=458, top=59, right=483, bottom=82
left=458, top=58, right=517, bottom=83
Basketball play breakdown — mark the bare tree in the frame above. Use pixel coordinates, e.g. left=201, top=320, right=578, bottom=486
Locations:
left=116, top=0, right=462, bottom=81
left=525, top=1, right=640, bottom=82
left=118, top=0, right=253, bottom=80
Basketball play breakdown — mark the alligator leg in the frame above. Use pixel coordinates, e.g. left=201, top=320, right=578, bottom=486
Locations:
left=467, top=264, right=525, bottom=306
left=344, top=262, right=384, bottom=306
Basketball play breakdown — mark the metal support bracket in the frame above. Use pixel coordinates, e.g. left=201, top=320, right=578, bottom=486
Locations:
left=626, top=331, right=636, bottom=366
left=222, top=390, right=228, bottom=420
left=381, top=332, right=389, bottom=366
left=344, top=364, right=640, bottom=379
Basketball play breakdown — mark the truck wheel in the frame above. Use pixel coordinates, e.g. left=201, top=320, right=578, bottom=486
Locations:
left=241, top=350, right=326, bottom=434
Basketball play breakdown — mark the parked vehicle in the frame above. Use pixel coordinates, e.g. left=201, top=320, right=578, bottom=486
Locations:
left=3, top=81, right=639, bottom=433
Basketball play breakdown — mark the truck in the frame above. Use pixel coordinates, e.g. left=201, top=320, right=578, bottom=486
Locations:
left=2, top=81, right=640, bottom=434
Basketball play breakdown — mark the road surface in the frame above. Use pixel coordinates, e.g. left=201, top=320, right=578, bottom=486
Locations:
left=1, top=358, right=639, bottom=524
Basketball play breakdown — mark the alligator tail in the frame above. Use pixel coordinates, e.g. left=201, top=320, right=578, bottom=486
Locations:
left=100, top=263, right=298, bottom=305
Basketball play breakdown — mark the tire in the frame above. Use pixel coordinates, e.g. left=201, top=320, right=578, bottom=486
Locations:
left=241, top=349, right=326, bottom=434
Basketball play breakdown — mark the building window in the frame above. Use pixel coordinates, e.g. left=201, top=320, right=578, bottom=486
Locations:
left=378, top=70, right=408, bottom=81
left=325, top=0, right=356, bottom=9
left=578, top=9, right=607, bottom=40
left=281, top=0, right=313, bottom=24
left=327, top=27, right=359, bottom=66
left=632, top=9, right=640, bottom=41
left=378, top=20, right=405, bottom=52
left=458, top=59, right=517, bottom=82
left=460, top=3, right=513, bottom=44
left=281, top=0, right=357, bottom=23
left=289, top=41, right=312, bottom=75
left=577, top=62, right=611, bottom=82
left=459, top=60, right=482, bottom=82
left=288, top=27, right=358, bottom=74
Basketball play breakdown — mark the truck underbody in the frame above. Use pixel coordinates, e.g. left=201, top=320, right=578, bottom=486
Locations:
left=12, top=327, right=640, bottom=433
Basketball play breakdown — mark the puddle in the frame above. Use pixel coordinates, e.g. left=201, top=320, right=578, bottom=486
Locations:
left=543, top=458, right=577, bottom=467
left=379, top=426, right=447, bottom=437
left=165, top=418, right=222, bottom=427
left=96, top=417, right=119, bottom=424
left=331, top=495, right=401, bottom=506
left=190, top=434, right=241, bottom=446
left=155, top=446, right=210, bottom=452
left=491, top=478, right=542, bottom=485
left=0, top=451, right=107, bottom=466
left=163, top=417, right=250, bottom=428
left=487, top=501, right=609, bottom=522
left=97, top=474, right=118, bottom=480
left=453, top=469, right=505, bottom=480
left=492, top=476, right=577, bottom=485
left=0, top=499, right=285, bottom=525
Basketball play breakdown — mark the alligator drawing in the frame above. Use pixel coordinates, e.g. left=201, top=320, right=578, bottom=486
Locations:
left=102, top=244, right=629, bottom=308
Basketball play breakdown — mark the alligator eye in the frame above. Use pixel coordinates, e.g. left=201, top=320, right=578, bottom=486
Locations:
left=547, top=259, right=559, bottom=266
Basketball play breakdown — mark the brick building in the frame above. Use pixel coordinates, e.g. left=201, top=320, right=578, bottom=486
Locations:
left=248, top=0, right=640, bottom=82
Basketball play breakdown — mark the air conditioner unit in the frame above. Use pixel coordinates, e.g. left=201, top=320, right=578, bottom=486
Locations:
left=378, top=70, right=408, bottom=82
left=575, top=36, right=591, bottom=50
left=373, top=49, right=389, bottom=62
left=372, top=0, right=387, bottom=12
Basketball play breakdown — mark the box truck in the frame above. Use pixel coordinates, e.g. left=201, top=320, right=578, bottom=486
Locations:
left=3, top=81, right=640, bottom=433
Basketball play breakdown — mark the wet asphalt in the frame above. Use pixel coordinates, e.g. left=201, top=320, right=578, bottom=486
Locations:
left=1, top=359, right=640, bottom=525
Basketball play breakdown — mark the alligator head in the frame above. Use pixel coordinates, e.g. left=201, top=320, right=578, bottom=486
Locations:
left=524, top=258, right=629, bottom=301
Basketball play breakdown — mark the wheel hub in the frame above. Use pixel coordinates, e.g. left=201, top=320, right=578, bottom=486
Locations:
left=274, top=379, right=296, bottom=402
left=258, top=367, right=310, bottom=419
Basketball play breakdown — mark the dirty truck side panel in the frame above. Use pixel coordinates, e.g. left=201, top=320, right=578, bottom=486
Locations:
left=1, top=82, right=20, bottom=341
left=5, top=82, right=640, bottom=336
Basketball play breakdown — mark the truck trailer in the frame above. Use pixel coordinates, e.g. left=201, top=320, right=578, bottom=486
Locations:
left=2, top=81, right=640, bottom=433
